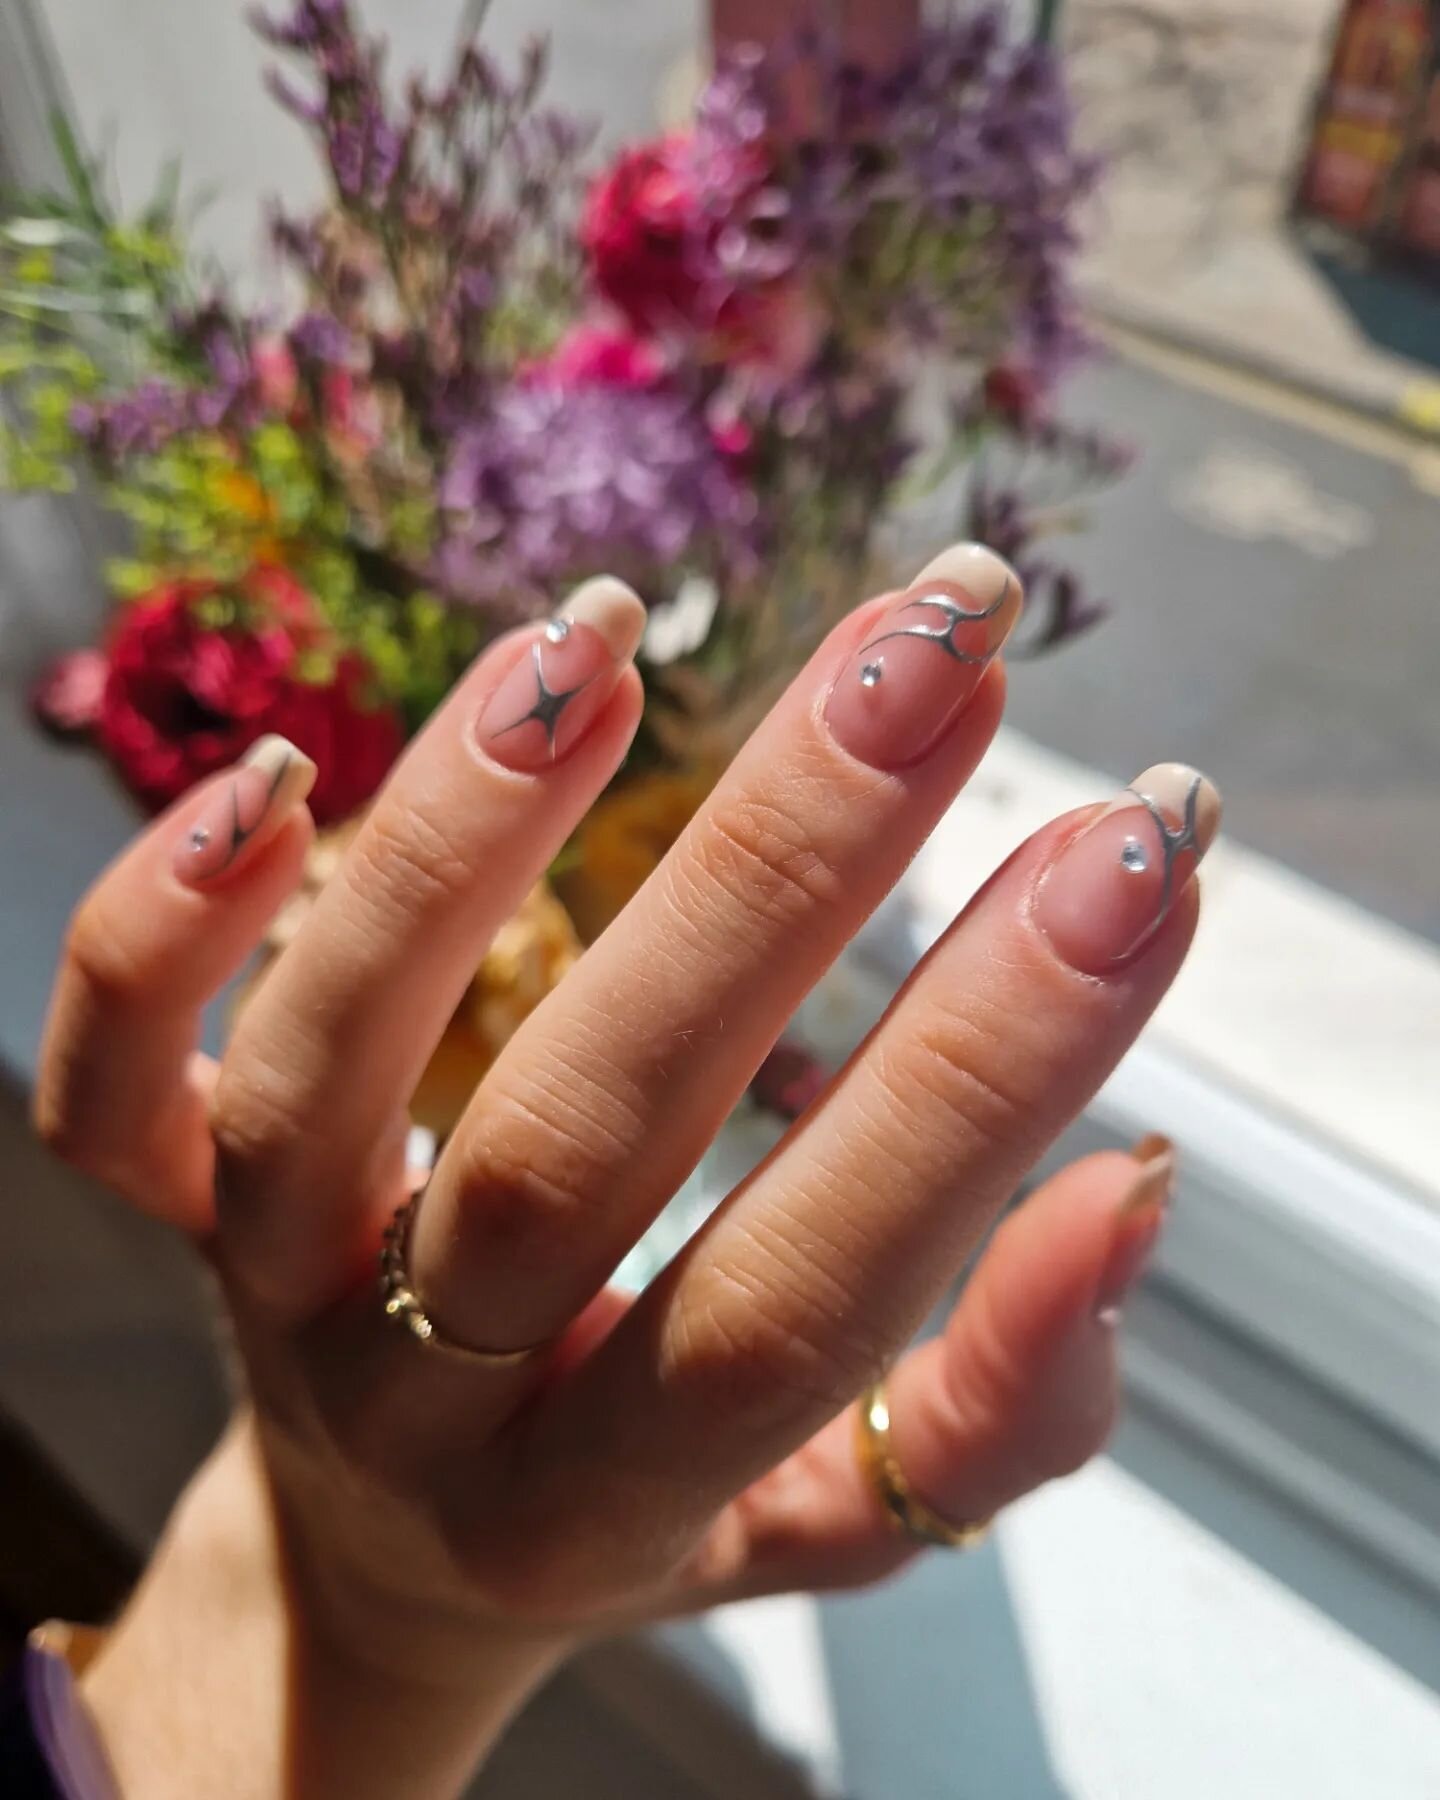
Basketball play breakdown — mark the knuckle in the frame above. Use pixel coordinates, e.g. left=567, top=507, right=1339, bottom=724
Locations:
left=62, top=899, right=150, bottom=1008
left=946, top=1286, right=1116, bottom=1483
left=450, top=1078, right=644, bottom=1277
left=682, top=789, right=843, bottom=938
left=661, top=1255, right=888, bottom=1433
left=894, top=995, right=1042, bottom=1166
left=348, top=799, right=482, bottom=927
left=208, top=1046, right=308, bottom=1192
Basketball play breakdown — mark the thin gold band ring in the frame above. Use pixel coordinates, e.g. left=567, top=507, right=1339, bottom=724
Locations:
left=379, top=1187, right=546, bottom=1367
left=854, top=1381, right=992, bottom=1551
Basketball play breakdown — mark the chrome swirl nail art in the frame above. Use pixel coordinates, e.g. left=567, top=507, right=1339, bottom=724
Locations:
left=855, top=582, right=1015, bottom=672
left=1035, top=762, right=1222, bottom=975
left=824, top=544, right=1023, bottom=771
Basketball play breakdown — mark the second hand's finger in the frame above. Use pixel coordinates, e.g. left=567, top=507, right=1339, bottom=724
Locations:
left=34, top=736, right=316, bottom=1232
left=685, top=1142, right=1173, bottom=1604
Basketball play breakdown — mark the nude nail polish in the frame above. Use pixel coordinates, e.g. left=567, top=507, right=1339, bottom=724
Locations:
left=174, top=735, right=317, bottom=886
left=823, top=543, right=1022, bottom=769
left=1095, top=1136, right=1176, bottom=1320
left=476, top=576, right=646, bottom=773
left=1034, top=763, right=1222, bottom=975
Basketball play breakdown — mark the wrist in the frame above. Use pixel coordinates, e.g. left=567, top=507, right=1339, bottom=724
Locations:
left=82, top=1417, right=570, bottom=1799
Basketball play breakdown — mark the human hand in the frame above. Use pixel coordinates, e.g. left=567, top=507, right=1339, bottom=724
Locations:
left=36, top=547, right=1217, bottom=1797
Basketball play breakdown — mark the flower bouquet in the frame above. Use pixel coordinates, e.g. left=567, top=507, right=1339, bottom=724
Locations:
left=4, top=0, right=1127, bottom=1128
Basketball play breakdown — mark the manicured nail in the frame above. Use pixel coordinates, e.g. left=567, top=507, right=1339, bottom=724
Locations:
left=1034, top=762, right=1222, bottom=975
left=823, top=543, right=1022, bottom=769
left=1095, top=1135, right=1176, bottom=1320
left=174, top=735, right=317, bottom=886
left=476, top=576, right=645, bottom=773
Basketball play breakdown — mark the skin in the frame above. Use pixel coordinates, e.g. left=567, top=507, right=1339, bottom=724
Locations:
left=34, top=547, right=1204, bottom=1799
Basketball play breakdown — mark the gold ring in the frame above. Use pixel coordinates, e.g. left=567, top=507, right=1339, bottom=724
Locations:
left=855, top=1380, right=992, bottom=1550
left=378, top=1188, right=544, bottom=1367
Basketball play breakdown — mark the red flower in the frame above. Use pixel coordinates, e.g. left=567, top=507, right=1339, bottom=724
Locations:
left=94, top=573, right=403, bottom=825
left=582, top=136, right=709, bottom=334
left=981, top=361, right=1046, bottom=431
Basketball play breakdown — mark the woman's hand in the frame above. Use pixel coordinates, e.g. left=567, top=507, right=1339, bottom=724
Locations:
left=35, top=547, right=1217, bottom=1799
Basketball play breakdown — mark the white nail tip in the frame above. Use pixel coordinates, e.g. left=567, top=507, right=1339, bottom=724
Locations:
left=1108, top=762, right=1222, bottom=853
left=242, top=733, right=318, bottom=803
left=910, top=541, right=1023, bottom=608
left=561, top=576, right=647, bottom=662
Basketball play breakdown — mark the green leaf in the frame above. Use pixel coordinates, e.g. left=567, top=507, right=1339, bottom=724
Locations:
left=50, top=109, right=106, bottom=229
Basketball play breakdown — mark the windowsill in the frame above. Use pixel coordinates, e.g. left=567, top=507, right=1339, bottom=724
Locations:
left=899, top=728, right=1440, bottom=1471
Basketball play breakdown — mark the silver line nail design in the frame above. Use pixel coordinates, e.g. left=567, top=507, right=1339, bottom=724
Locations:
left=856, top=579, right=1014, bottom=673
left=489, top=641, right=596, bottom=757
left=174, top=734, right=317, bottom=886
left=1118, top=771, right=1205, bottom=953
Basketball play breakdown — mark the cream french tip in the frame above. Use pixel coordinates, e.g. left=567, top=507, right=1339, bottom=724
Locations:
left=1033, top=762, right=1222, bottom=975
left=173, top=734, right=317, bottom=886
left=475, top=576, right=645, bottom=773
left=823, top=542, right=1022, bottom=770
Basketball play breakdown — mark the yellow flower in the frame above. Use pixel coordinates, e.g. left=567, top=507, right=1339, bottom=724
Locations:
left=210, top=466, right=274, bottom=525
left=558, top=768, right=716, bottom=940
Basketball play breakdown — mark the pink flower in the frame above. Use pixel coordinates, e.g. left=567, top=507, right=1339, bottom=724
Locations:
left=253, top=335, right=300, bottom=415
left=30, top=649, right=110, bottom=738
left=536, top=323, right=667, bottom=390
left=582, top=136, right=710, bottom=334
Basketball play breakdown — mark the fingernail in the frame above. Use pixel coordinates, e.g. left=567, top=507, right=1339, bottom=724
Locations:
left=823, top=542, right=1022, bottom=769
left=1034, top=762, right=1222, bottom=975
left=173, top=735, right=317, bottom=886
left=476, top=576, right=645, bottom=773
left=1095, top=1136, right=1176, bottom=1320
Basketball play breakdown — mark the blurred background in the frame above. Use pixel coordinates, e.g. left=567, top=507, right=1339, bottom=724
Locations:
left=1, top=2, right=1438, bottom=1795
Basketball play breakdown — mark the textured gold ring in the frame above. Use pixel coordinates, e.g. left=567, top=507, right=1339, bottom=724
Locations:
left=855, top=1381, right=992, bottom=1550
left=378, top=1188, right=545, bottom=1367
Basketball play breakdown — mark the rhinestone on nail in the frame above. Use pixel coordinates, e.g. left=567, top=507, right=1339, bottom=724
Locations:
left=859, top=660, right=884, bottom=688
left=1120, top=836, right=1149, bottom=872
left=544, top=617, right=572, bottom=643
left=188, top=826, right=211, bottom=852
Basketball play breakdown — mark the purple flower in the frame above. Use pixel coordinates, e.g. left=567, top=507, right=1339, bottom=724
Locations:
left=289, top=310, right=354, bottom=364
left=434, top=378, right=757, bottom=612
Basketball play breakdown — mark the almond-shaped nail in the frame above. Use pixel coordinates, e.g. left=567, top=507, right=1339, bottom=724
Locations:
left=1034, top=762, right=1222, bottom=975
left=475, top=576, right=645, bottom=773
left=1096, top=1136, right=1176, bottom=1319
left=823, top=543, right=1022, bottom=769
left=174, top=734, right=317, bottom=887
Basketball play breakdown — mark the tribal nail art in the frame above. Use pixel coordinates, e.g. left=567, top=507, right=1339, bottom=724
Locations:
left=474, top=577, right=646, bottom=774
left=174, top=735, right=317, bottom=887
left=488, top=640, right=597, bottom=756
left=854, top=583, right=1015, bottom=673
left=1034, top=762, right=1222, bottom=975
left=824, top=546, right=1022, bottom=770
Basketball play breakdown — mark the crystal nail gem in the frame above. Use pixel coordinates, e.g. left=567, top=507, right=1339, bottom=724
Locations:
left=1120, top=837, right=1148, bottom=872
